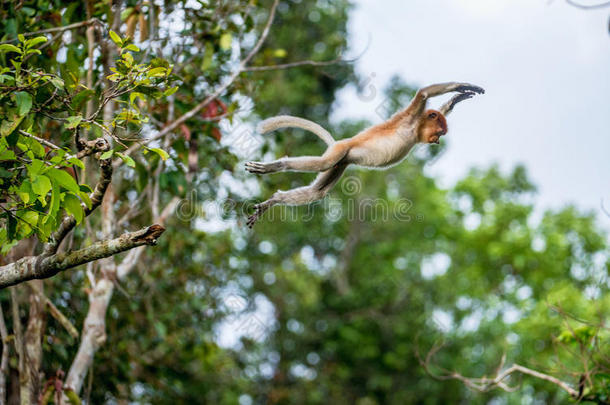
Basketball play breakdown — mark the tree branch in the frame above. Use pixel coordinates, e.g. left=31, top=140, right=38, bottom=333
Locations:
left=0, top=19, right=103, bottom=45
left=26, top=282, right=79, bottom=339
left=0, top=225, right=165, bottom=288
left=243, top=56, right=349, bottom=72
left=418, top=343, right=586, bottom=400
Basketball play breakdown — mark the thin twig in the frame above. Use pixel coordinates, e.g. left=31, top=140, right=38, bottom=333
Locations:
left=565, top=0, right=610, bottom=8
left=0, top=19, right=103, bottom=45
left=25, top=283, right=79, bottom=339
left=243, top=56, right=349, bottom=72
left=18, top=130, right=61, bottom=151
left=418, top=343, right=582, bottom=398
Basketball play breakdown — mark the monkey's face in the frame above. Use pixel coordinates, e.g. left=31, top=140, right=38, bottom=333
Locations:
left=420, top=110, right=448, bottom=144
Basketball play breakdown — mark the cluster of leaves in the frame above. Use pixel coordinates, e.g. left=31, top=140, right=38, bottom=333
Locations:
left=0, top=31, right=173, bottom=253
left=0, top=35, right=89, bottom=252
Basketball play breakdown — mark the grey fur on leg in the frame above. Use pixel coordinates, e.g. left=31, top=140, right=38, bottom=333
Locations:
left=246, top=164, right=347, bottom=228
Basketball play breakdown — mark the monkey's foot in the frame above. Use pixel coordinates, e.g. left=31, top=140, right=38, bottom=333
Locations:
left=455, top=84, right=485, bottom=95
left=448, top=91, right=476, bottom=108
left=245, top=161, right=282, bottom=174
left=247, top=203, right=271, bottom=228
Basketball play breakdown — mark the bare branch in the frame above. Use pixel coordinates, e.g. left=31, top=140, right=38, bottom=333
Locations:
left=0, top=19, right=103, bottom=45
left=418, top=344, right=582, bottom=399
left=26, top=283, right=79, bottom=339
left=0, top=224, right=165, bottom=288
left=18, top=130, right=61, bottom=151
left=243, top=56, right=349, bottom=72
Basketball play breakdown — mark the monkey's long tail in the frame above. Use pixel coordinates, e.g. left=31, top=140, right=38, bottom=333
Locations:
left=257, top=115, right=335, bottom=146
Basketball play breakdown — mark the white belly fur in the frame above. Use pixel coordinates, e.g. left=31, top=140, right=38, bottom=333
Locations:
left=348, top=134, right=417, bottom=168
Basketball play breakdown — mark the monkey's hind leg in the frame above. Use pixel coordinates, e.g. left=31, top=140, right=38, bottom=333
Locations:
left=247, top=164, right=348, bottom=228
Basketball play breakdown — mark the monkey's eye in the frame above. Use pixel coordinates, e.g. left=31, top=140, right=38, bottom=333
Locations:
left=428, top=112, right=437, bottom=119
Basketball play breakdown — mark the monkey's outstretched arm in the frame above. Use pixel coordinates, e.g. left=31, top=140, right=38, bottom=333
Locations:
left=246, top=141, right=349, bottom=174
left=439, top=91, right=477, bottom=116
left=396, top=82, right=485, bottom=122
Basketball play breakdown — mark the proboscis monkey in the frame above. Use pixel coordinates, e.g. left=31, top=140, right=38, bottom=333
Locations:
left=246, top=82, right=484, bottom=227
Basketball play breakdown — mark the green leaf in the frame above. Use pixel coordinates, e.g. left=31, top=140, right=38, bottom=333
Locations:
left=71, top=89, right=95, bottom=110
left=65, top=115, right=83, bottom=129
left=32, top=175, right=52, bottom=197
left=43, top=180, right=61, bottom=226
left=78, top=190, right=92, bottom=210
left=79, top=184, right=93, bottom=194
left=25, top=36, right=47, bottom=48
left=115, top=152, right=135, bottom=167
left=219, top=33, right=232, bottom=50
left=0, top=114, right=24, bottom=137
left=17, top=181, right=32, bottom=204
left=122, top=52, right=134, bottom=67
left=100, top=150, right=114, bottom=160
left=27, top=159, right=45, bottom=180
left=22, top=211, right=39, bottom=228
left=129, top=92, right=145, bottom=105
left=164, top=86, right=178, bottom=97
left=201, top=42, right=214, bottom=71
left=147, top=67, right=166, bottom=77
left=109, top=30, right=123, bottom=47
left=19, top=136, right=45, bottom=158
left=50, top=77, right=64, bottom=90
left=123, top=44, right=140, bottom=52
left=47, top=168, right=80, bottom=194
left=0, top=44, right=21, bottom=54
left=67, top=157, right=85, bottom=170
left=63, top=193, right=84, bottom=224
left=0, top=149, right=15, bottom=160
left=148, top=147, right=169, bottom=161
left=15, top=92, right=32, bottom=116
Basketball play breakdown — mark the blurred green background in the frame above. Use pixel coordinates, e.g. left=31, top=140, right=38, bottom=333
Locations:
left=0, top=0, right=608, bottom=404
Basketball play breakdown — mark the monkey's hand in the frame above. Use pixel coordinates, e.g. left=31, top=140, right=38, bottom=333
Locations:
left=454, top=83, right=485, bottom=95
left=245, top=161, right=283, bottom=174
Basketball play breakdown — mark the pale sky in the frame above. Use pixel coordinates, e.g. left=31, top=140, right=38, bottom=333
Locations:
left=332, top=0, right=610, bottom=228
